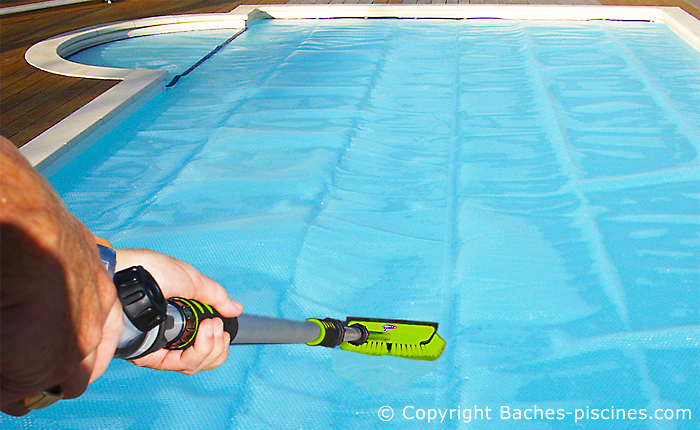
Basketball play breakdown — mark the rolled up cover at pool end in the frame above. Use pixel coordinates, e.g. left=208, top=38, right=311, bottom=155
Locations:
left=339, top=317, right=446, bottom=361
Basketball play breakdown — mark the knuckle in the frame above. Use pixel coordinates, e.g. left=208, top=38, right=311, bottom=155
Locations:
left=182, top=366, right=200, bottom=376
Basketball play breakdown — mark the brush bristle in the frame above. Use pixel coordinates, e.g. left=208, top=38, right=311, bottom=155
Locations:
left=389, top=336, right=446, bottom=361
left=340, top=333, right=446, bottom=361
left=342, top=340, right=389, bottom=357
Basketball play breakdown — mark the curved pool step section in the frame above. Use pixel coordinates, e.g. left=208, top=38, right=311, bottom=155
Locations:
left=21, top=13, right=249, bottom=169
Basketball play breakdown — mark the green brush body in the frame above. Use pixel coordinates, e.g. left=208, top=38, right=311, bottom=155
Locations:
left=339, top=317, right=446, bottom=361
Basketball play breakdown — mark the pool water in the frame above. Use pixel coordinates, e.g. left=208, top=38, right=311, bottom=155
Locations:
left=67, top=29, right=237, bottom=77
left=7, top=18, right=700, bottom=429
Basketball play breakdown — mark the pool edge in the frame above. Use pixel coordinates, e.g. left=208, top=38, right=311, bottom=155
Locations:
left=21, top=5, right=700, bottom=170
left=22, top=14, right=248, bottom=169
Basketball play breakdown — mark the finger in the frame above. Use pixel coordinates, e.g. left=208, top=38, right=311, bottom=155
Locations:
left=198, top=319, right=228, bottom=371
left=118, top=249, right=243, bottom=318
left=189, top=275, right=242, bottom=318
left=130, top=348, right=172, bottom=371
left=1, top=386, right=31, bottom=416
left=138, top=318, right=218, bottom=375
left=204, top=327, right=230, bottom=371
left=59, top=351, right=94, bottom=400
left=180, top=318, right=219, bottom=374
left=1, top=400, right=30, bottom=417
left=129, top=319, right=230, bottom=374
left=154, top=254, right=241, bottom=318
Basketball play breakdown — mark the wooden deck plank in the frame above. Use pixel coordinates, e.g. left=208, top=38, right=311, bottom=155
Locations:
left=2, top=74, right=90, bottom=120
left=599, top=0, right=700, bottom=19
left=0, top=50, right=34, bottom=85
left=1, top=68, right=52, bottom=101
left=3, top=79, right=115, bottom=144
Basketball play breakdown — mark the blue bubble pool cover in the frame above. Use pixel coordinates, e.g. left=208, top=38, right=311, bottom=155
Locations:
left=5, top=18, right=699, bottom=429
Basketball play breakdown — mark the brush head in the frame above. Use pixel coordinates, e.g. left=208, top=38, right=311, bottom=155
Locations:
left=339, top=317, right=446, bottom=361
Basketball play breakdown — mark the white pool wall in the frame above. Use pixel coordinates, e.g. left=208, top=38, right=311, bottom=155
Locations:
left=21, top=5, right=700, bottom=170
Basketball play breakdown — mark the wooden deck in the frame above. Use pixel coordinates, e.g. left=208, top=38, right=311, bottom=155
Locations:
left=1, top=0, right=699, bottom=148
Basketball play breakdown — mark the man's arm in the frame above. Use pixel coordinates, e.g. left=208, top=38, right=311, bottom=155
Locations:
left=1, top=137, right=243, bottom=416
left=1, top=136, right=121, bottom=416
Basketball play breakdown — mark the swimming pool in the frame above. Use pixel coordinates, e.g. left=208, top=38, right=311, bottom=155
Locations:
left=6, top=10, right=700, bottom=430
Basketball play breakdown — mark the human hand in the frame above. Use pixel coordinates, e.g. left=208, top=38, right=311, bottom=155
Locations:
left=114, top=249, right=242, bottom=375
left=1, top=137, right=123, bottom=416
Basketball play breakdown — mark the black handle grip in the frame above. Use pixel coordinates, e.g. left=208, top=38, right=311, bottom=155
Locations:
left=165, top=298, right=239, bottom=350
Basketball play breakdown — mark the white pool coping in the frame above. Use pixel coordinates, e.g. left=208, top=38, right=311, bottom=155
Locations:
left=21, top=5, right=700, bottom=170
